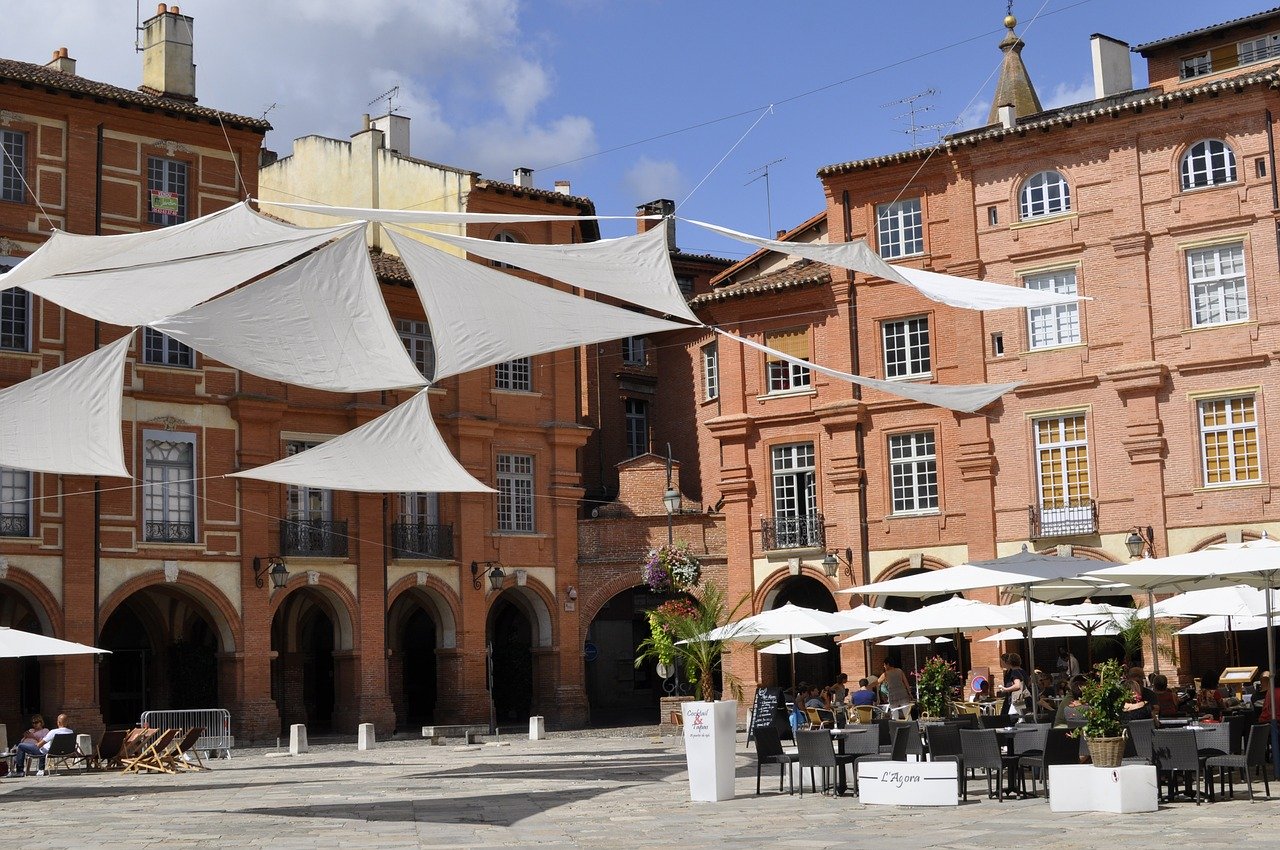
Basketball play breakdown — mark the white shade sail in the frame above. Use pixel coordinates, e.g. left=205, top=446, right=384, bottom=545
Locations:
left=0, top=627, right=111, bottom=658
left=254, top=199, right=657, bottom=224
left=684, top=218, right=1084, bottom=311
left=406, top=222, right=699, bottom=323
left=230, top=389, right=493, bottom=493
left=151, top=230, right=426, bottom=392
left=722, top=329, right=1018, bottom=414
left=0, top=335, right=132, bottom=478
left=388, top=231, right=690, bottom=382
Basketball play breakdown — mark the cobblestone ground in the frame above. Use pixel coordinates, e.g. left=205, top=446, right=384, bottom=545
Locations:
left=2, top=729, right=1275, bottom=849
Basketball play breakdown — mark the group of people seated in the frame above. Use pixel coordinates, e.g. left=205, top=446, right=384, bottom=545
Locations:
left=2, top=713, right=73, bottom=777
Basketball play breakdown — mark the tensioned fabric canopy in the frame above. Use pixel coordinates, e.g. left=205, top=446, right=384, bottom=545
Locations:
left=0, top=627, right=110, bottom=658
left=0, top=335, right=132, bottom=478
left=254, top=199, right=660, bottom=224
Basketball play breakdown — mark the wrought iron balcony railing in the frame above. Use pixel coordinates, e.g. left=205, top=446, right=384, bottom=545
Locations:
left=144, top=521, right=195, bottom=543
left=761, top=513, right=825, bottom=551
left=1028, top=499, right=1098, bottom=539
left=280, top=519, right=349, bottom=557
left=0, top=513, right=31, bottom=537
left=390, top=521, right=454, bottom=560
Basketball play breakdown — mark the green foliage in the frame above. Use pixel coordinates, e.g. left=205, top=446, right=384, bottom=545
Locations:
left=916, top=655, right=960, bottom=718
left=634, top=582, right=747, bottom=702
left=1104, top=610, right=1179, bottom=668
left=1076, top=659, right=1128, bottom=739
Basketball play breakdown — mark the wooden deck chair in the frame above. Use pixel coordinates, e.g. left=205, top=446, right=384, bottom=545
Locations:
left=122, top=729, right=179, bottom=774
left=87, top=730, right=129, bottom=770
left=169, top=727, right=208, bottom=771
left=114, top=727, right=154, bottom=768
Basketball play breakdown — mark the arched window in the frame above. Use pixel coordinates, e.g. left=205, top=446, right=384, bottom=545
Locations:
left=1019, top=170, right=1071, bottom=219
left=492, top=231, right=521, bottom=270
left=1181, top=140, right=1237, bottom=190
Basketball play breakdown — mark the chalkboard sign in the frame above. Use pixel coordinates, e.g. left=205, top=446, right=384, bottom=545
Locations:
left=748, top=687, right=790, bottom=745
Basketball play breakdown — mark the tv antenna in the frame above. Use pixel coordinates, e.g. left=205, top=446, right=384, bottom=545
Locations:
left=261, top=103, right=278, bottom=122
left=369, top=85, right=401, bottom=115
left=883, top=88, right=943, bottom=149
left=745, top=157, right=786, bottom=236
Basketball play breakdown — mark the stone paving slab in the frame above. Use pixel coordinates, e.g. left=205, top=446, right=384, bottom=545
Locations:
left=0, top=732, right=1274, bottom=848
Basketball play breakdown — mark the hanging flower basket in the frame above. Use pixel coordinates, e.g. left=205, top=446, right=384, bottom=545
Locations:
left=642, top=543, right=702, bottom=594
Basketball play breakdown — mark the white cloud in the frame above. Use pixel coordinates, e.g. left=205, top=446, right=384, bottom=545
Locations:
left=622, top=157, right=685, bottom=204
left=464, top=115, right=596, bottom=180
left=495, top=58, right=552, bottom=125
left=955, top=98, right=993, bottom=130
left=1044, top=79, right=1095, bottom=110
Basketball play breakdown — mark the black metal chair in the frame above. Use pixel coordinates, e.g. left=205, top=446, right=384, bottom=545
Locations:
left=1206, top=723, right=1271, bottom=802
left=1123, top=719, right=1154, bottom=765
left=1152, top=728, right=1204, bottom=805
left=753, top=725, right=797, bottom=795
left=960, top=728, right=1021, bottom=801
left=41, top=733, right=83, bottom=775
left=795, top=730, right=854, bottom=796
left=979, top=714, right=1008, bottom=730
left=879, top=720, right=910, bottom=754
left=1227, top=713, right=1251, bottom=754
left=1013, top=723, right=1050, bottom=761
left=925, top=721, right=966, bottom=801
left=841, top=727, right=885, bottom=796
left=1017, top=727, right=1078, bottom=797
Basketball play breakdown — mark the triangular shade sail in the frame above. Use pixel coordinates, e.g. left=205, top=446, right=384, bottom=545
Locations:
left=724, top=329, right=1018, bottom=414
left=4, top=202, right=361, bottom=326
left=0, top=335, right=132, bottom=478
left=255, top=199, right=657, bottom=224
left=685, top=218, right=1083, bottom=311
left=150, top=230, right=426, bottom=392
left=229, top=389, right=493, bottom=493
left=406, top=222, right=699, bottom=323
left=0, top=627, right=110, bottom=658
left=389, top=231, right=691, bottom=381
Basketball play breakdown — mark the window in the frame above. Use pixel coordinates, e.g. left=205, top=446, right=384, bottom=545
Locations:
left=1187, top=243, right=1248, bottom=327
left=1181, top=140, right=1237, bottom=190
left=1019, top=171, right=1071, bottom=219
left=676, top=275, right=694, bottom=297
left=1257, top=157, right=1268, bottom=179
left=764, top=328, right=811, bottom=393
left=1238, top=33, right=1280, bottom=65
left=491, top=231, right=521, bottom=270
left=494, top=356, right=532, bottom=391
left=769, top=443, right=819, bottom=548
left=622, top=336, right=647, bottom=366
left=889, top=432, right=938, bottom=514
left=142, top=328, right=194, bottom=368
left=1180, top=52, right=1212, bottom=79
left=1025, top=269, right=1081, bottom=349
left=701, top=342, right=719, bottom=401
left=398, top=491, right=439, bottom=524
left=876, top=198, right=924, bottom=258
left=398, top=319, right=435, bottom=380
left=1, top=130, right=26, bottom=203
left=1034, top=413, right=1090, bottom=517
left=142, top=434, right=195, bottom=543
left=497, top=453, right=534, bottom=532
left=624, top=398, right=648, bottom=458
left=0, top=465, right=31, bottom=537
left=987, top=206, right=999, bottom=226
left=882, top=316, right=931, bottom=379
left=991, top=332, right=1005, bottom=357
left=1199, top=395, right=1261, bottom=486
left=286, top=440, right=331, bottom=524
left=147, top=156, right=187, bottom=224
left=1, top=286, right=31, bottom=352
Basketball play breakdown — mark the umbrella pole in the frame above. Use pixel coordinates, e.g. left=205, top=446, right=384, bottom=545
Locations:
left=1023, top=587, right=1039, bottom=721
left=1266, top=585, right=1279, bottom=777
left=790, top=636, right=797, bottom=696
left=1147, top=590, right=1160, bottom=675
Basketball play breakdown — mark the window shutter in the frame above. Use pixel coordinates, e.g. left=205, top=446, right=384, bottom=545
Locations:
left=764, top=328, right=810, bottom=362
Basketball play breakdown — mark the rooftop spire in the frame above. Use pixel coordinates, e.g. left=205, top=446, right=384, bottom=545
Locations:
left=986, top=9, right=1042, bottom=125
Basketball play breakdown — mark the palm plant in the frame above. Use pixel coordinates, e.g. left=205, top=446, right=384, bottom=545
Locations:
left=1096, top=610, right=1179, bottom=668
left=635, top=582, right=747, bottom=702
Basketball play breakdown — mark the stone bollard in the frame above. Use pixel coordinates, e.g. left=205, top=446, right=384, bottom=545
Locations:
left=528, top=716, right=545, bottom=741
left=464, top=729, right=481, bottom=745
left=76, top=733, right=94, bottom=766
left=357, top=723, right=375, bottom=751
left=289, top=723, right=309, bottom=755
left=0, top=723, right=8, bottom=753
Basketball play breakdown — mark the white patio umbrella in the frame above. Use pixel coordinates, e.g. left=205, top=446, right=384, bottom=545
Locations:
left=0, top=627, right=110, bottom=658
left=876, top=635, right=955, bottom=646
left=980, top=623, right=1091, bottom=642
left=1136, top=585, right=1268, bottom=619
left=758, top=637, right=829, bottom=655
left=1174, top=615, right=1270, bottom=636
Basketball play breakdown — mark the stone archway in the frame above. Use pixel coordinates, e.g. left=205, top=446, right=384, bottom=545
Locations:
left=758, top=575, right=840, bottom=691
left=0, top=574, right=58, bottom=730
left=486, top=584, right=554, bottom=725
left=866, top=560, right=967, bottom=683
left=583, top=585, right=687, bottom=724
left=386, top=583, right=459, bottom=730
left=270, top=584, right=357, bottom=736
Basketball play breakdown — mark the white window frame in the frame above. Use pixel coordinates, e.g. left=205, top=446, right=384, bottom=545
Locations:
left=1, top=284, right=31, bottom=352
left=1199, top=395, right=1261, bottom=487
left=1238, top=33, right=1280, bottom=65
left=876, top=197, right=924, bottom=259
left=142, top=327, right=194, bottom=368
left=622, top=336, right=647, bottom=366
left=882, top=316, right=931, bottom=380
left=398, top=491, right=439, bottom=525
left=1181, top=140, right=1237, bottom=190
left=285, top=440, right=333, bottom=523
left=624, top=397, right=648, bottom=458
left=1187, top=242, right=1248, bottom=328
left=496, top=453, right=535, bottom=533
left=0, top=465, right=32, bottom=537
left=1019, top=170, right=1071, bottom=220
left=1, top=129, right=26, bottom=203
left=397, top=319, right=435, bottom=380
left=1034, top=413, right=1091, bottom=519
left=701, top=342, right=719, bottom=401
left=888, top=431, right=939, bottom=515
left=1025, top=269, right=1081, bottom=350
left=494, top=356, right=532, bottom=391
left=142, top=430, right=197, bottom=543
left=1180, top=52, right=1212, bottom=79
left=492, top=230, right=522, bottom=270
left=771, top=443, right=817, bottom=522
left=147, top=155, right=188, bottom=225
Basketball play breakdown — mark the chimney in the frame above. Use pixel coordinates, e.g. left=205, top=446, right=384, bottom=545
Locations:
left=554, top=179, right=572, bottom=195
left=636, top=199, right=676, bottom=251
left=998, top=104, right=1017, bottom=130
left=370, top=113, right=410, bottom=154
left=45, top=47, right=76, bottom=75
left=1091, top=33, right=1133, bottom=99
left=141, top=4, right=196, bottom=101
left=512, top=167, right=534, bottom=188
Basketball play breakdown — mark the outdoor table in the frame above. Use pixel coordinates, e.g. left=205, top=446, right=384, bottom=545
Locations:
left=827, top=727, right=873, bottom=794
left=993, top=726, right=1040, bottom=796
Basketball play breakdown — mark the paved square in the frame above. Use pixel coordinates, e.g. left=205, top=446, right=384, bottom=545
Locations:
left=1, top=730, right=1273, bottom=848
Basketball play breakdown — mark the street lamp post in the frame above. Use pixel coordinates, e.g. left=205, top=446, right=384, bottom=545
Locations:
left=663, top=443, right=679, bottom=546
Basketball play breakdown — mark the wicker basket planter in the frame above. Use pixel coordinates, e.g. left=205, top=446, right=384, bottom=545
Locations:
left=1086, top=735, right=1126, bottom=768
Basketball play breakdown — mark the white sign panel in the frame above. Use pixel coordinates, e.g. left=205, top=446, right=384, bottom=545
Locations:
left=856, top=761, right=959, bottom=806
left=682, top=700, right=737, bottom=802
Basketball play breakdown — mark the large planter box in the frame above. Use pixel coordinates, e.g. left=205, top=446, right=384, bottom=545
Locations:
left=682, top=700, right=737, bottom=802
left=1048, top=764, right=1158, bottom=813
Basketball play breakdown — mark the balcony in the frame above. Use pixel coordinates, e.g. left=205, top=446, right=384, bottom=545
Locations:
left=761, top=513, right=825, bottom=551
left=144, top=521, right=195, bottom=544
left=1028, top=499, right=1098, bottom=539
left=0, top=513, right=30, bottom=537
left=280, top=519, right=349, bottom=558
left=390, top=521, right=454, bottom=560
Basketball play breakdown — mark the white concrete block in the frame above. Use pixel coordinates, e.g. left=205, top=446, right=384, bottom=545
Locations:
left=528, top=716, right=545, bottom=740
left=289, top=724, right=309, bottom=755
left=857, top=761, right=959, bottom=807
left=1049, top=764, right=1158, bottom=813
left=357, top=723, right=375, bottom=750
left=75, top=733, right=94, bottom=760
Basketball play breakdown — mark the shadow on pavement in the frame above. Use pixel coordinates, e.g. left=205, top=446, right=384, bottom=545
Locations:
left=423, top=754, right=685, bottom=783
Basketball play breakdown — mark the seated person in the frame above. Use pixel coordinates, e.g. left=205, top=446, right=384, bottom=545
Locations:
left=1121, top=680, right=1151, bottom=723
left=851, top=678, right=877, bottom=706
left=1151, top=674, right=1181, bottom=717
left=13, top=713, right=73, bottom=777
left=967, top=676, right=993, bottom=703
left=1035, top=670, right=1059, bottom=715
left=1196, top=677, right=1226, bottom=720
left=801, top=683, right=825, bottom=711
left=828, top=673, right=850, bottom=706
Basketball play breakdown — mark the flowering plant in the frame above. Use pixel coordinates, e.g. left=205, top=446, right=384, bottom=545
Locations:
left=642, top=543, right=702, bottom=594
left=916, top=655, right=960, bottom=718
left=642, top=598, right=699, bottom=667
left=634, top=583, right=747, bottom=702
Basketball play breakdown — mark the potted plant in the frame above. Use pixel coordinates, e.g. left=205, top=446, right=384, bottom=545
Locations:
left=916, top=655, right=959, bottom=720
left=1074, top=658, right=1129, bottom=767
left=635, top=582, right=746, bottom=802
left=642, top=543, right=703, bottom=594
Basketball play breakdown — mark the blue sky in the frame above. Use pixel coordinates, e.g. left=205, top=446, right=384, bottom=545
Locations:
left=5, top=1, right=1270, bottom=256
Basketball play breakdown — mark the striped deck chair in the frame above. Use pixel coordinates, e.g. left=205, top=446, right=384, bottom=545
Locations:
left=121, top=729, right=179, bottom=774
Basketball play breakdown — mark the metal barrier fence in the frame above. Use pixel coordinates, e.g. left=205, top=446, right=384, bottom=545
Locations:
left=139, top=708, right=234, bottom=757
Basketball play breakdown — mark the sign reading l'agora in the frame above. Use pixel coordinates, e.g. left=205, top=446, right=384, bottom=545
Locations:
left=150, top=190, right=180, bottom=216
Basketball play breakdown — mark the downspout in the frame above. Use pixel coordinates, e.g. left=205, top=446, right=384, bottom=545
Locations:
left=1266, top=110, right=1280, bottom=277
left=842, top=190, right=872, bottom=678
left=93, top=122, right=104, bottom=703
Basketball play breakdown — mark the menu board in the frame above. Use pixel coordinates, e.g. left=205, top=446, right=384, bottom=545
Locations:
left=748, top=686, right=790, bottom=743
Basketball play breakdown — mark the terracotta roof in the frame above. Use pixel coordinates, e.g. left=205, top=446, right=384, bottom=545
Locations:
left=368, top=249, right=413, bottom=284
left=711, top=210, right=826, bottom=286
left=472, top=177, right=596, bottom=212
left=0, top=57, right=271, bottom=132
left=671, top=250, right=734, bottom=266
left=1133, top=7, right=1280, bottom=54
left=690, top=260, right=831, bottom=307
left=818, top=61, right=1280, bottom=176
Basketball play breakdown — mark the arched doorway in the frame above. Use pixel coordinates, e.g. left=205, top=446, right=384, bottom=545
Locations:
left=387, top=586, right=456, bottom=730
left=585, top=586, right=679, bottom=724
left=764, top=576, right=840, bottom=690
left=486, top=586, right=553, bottom=726
left=0, top=581, right=51, bottom=728
left=272, top=587, right=352, bottom=735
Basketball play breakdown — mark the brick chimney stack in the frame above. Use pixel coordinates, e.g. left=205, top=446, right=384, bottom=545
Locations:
left=45, top=47, right=76, bottom=75
left=635, top=199, right=676, bottom=252
left=142, top=4, right=197, bottom=102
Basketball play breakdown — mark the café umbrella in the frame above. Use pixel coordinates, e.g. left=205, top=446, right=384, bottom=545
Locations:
left=757, top=637, right=829, bottom=655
